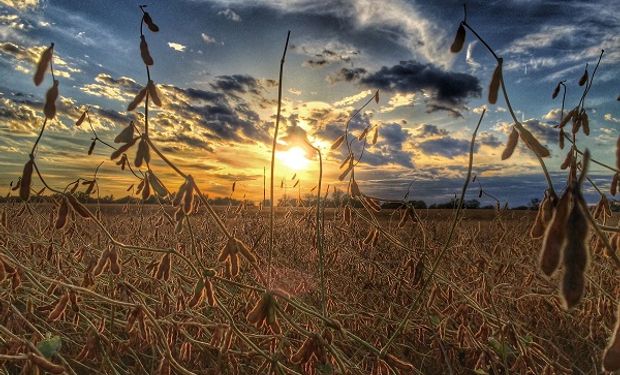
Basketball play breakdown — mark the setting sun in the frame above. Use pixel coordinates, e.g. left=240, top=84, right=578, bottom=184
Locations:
left=278, top=146, right=310, bottom=171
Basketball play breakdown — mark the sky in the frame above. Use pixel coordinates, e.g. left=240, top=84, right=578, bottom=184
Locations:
left=0, top=0, right=619, bottom=206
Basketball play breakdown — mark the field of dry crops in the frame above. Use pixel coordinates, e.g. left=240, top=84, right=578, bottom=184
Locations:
left=3, top=3, right=620, bottom=375
left=1, top=204, right=619, bottom=374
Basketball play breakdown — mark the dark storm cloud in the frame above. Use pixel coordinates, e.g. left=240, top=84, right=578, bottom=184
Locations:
left=299, top=45, right=360, bottom=68
left=378, top=123, right=409, bottom=147
left=479, top=132, right=502, bottom=148
left=80, top=73, right=271, bottom=146
left=360, top=61, right=481, bottom=116
left=156, top=133, right=214, bottom=152
left=94, top=74, right=141, bottom=92
left=416, top=124, right=448, bottom=138
left=418, top=136, right=477, bottom=158
left=327, top=67, right=367, bottom=84
left=210, top=74, right=262, bottom=95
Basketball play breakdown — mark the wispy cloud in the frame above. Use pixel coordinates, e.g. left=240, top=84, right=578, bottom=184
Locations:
left=168, top=42, right=187, bottom=52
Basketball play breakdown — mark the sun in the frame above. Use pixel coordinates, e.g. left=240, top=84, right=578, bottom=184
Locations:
left=279, top=146, right=310, bottom=171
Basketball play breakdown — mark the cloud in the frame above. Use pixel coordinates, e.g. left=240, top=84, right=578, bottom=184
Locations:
left=80, top=73, right=140, bottom=101
left=0, top=0, right=39, bottom=10
left=604, top=113, right=620, bottom=124
left=415, top=124, right=448, bottom=138
left=478, top=132, right=502, bottom=148
left=209, top=74, right=263, bottom=95
left=217, top=8, right=242, bottom=22
left=327, top=67, right=367, bottom=84
left=361, top=122, right=414, bottom=168
left=417, top=136, right=473, bottom=158
left=542, top=108, right=562, bottom=123
left=77, top=72, right=272, bottom=149
left=168, top=42, right=187, bottom=52
left=201, top=32, right=217, bottom=44
left=0, top=42, right=81, bottom=79
left=205, top=0, right=451, bottom=66
left=504, top=25, right=579, bottom=55
left=465, top=41, right=481, bottom=71
left=379, top=93, right=415, bottom=113
left=295, top=40, right=360, bottom=68
left=360, top=60, right=481, bottom=116
left=333, top=90, right=371, bottom=107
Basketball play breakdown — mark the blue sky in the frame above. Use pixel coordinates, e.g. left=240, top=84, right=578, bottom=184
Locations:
left=0, top=0, right=619, bottom=206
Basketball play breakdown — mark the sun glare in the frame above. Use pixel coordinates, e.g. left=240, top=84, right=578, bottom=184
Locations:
left=279, top=146, right=310, bottom=171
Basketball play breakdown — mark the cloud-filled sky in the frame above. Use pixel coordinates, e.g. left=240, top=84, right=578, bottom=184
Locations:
left=0, top=0, right=618, bottom=206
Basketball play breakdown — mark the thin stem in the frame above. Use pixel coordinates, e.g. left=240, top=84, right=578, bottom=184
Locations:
left=30, top=118, right=48, bottom=158
left=268, top=31, right=291, bottom=287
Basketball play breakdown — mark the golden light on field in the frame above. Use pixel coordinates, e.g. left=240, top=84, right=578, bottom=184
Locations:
left=278, top=146, right=310, bottom=171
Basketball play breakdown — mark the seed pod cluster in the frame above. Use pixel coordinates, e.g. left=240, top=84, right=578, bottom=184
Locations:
left=578, top=66, right=588, bottom=86
left=397, top=206, right=416, bottom=228
left=290, top=332, right=329, bottom=365
left=560, top=189, right=589, bottom=309
left=87, top=139, right=96, bottom=155
left=33, top=43, right=54, bottom=86
left=571, top=108, right=589, bottom=136
left=75, top=110, right=87, bottom=126
left=142, top=10, right=160, bottom=32
left=187, top=276, right=216, bottom=308
left=593, top=195, right=611, bottom=220
left=153, top=253, right=172, bottom=281
left=552, top=81, right=561, bottom=99
left=501, top=127, right=519, bottom=160
left=147, top=171, right=168, bottom=197
left=111, top=136, right=139, bottom=160
left=114, top=122, right=135, bottom=143
left=135, top=137, right=150, bottom=167
left=450, top=23, right=466, bottom=53
left=19, top=160, right=34, bottom=201
left=47, top=292, right=69, bottom=322
left=560, top=148, right=574, bottom=170
left=140, top=35, right=154, bottom=66
left=54, top=197, right=69, bottom=230
left=516, top=124, right=550, bottom=158
left=44, top=80, right=59, bottom=119
left=488, top=62, right=501, bottom=104
left=603, top=305, right=620, bottom=372
left=339, top=158, right=354, bottom=181
left=92, top=247, right=122, bottom=276
left=540, top=188, right=571, bottom=276
left=147, top=80, right=162, bottom=107
left=127, top=87, right=147, bottom=111
left=558, top=108, right=576, bottom=129
left=218, top=237, right=258, bottom=277
left=530, top=191, right=555, bottom=239
left=246, top=292, right=281, bottom=333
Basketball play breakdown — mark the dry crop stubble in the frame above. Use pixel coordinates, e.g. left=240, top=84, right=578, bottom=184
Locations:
left=1, top=3, right=620, bottom=375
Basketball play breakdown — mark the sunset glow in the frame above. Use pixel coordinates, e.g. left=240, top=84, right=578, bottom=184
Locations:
left=279, top=146, right=311, bottom=171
